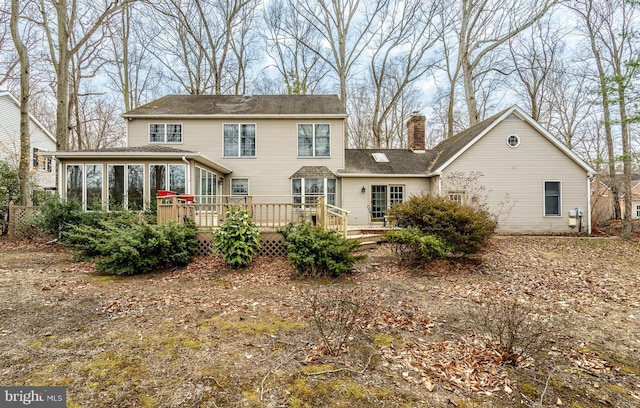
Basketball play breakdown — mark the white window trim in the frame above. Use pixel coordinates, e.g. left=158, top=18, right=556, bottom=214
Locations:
left=107, top=163, right=145, bottom=211
left=230, top=177, right=250, bottom=195
left=635, top=204, right=640, bottom=219
left=149, top=123, right=183, bottom=144
left=297, top=123, right=332, bottom=158
left=543, top=180, right=562, bottom=217
left=507, top=134, right=520, bottom=148
left=222, top=123, right=257, bottom=158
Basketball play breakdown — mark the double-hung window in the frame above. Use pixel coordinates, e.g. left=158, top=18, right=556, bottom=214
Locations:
left=298, top=124, right=330, bottom=157
left=544, top=181, right=561, bottom=216
left=149, top=123, right=182, bottom=143
left=224, top=124, right=256, bottom=157
left=231, top=178, right=249, bottom=195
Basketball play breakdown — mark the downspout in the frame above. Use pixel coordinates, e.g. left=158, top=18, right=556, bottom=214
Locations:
left=182, top=156, right=190, bottom=194
left=587, top=174, right=593, bottom=235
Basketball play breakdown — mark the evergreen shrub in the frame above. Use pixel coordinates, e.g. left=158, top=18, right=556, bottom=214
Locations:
left=386, top=194, right=496, bottom=254
left=62, top=218, right=198, bottom=275
left=279, top=222, right=365, bottom=277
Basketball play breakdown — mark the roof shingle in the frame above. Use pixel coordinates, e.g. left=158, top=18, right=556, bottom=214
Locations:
left=123, top=94, right=346, bottom=117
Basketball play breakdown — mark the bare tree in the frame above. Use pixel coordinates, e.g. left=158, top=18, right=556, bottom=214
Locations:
left=572, top=0, right=640, bottom=232
left=37, top=0, right=128, bottom=150
left=1, top=0, right=19, bottom=89
left=284, top=0, right=390, bottom=108
left=508, top=18, right=564, bottom=122
left=262, top=0, right=329, bottom=94
left=147, top=0, right=258, bottom=95
left=450, top=0, right=556, bottom=126
left=10, top=0, right=31, bottom=205
left=367, top=0, right=442, bottom=148
left=104, top=1, right=158, bottom=112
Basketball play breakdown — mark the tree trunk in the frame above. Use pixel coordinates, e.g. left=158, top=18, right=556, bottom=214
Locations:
left=10, top=0, right=31, bottom=205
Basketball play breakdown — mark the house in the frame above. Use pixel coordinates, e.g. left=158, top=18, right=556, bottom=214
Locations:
left=342, top=107, right=596, bottom=233
left=41, top=95, right=596, bottom=234
left=0, top=91, right=56, bottom=191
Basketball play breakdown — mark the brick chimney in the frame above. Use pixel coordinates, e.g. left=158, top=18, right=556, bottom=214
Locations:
left=407, top=113, right=426, bottom=151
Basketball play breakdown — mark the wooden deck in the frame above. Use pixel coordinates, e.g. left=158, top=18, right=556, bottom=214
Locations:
left=156, top=194, right=350, bottom=237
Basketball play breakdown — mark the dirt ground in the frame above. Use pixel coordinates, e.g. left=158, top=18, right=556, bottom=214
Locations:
left=0, top=235, right=639, bottom=408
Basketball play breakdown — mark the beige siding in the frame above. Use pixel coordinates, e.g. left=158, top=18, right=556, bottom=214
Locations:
left=442, top=118, right=590, bottom=233
left=342, top=177, right=431, bottom=225
left=128, top=118, right=345, bottom=204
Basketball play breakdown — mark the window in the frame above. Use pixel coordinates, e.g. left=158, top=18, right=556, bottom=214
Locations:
left=292, top=178, right=336, bottom=206
left=148, top=164, right=186, bottom=198
left=66, top=164, right=103, bottom=211
left=149, top=164, right=167, bottom=199
left=169, top=164, right=186, bottom=194
left=86, top=165, right=103, bottom=211
left=32, top=147, right=39, bottom=168
left=32, top=148, right=52, bottom=171
left=448, top=191, right=464, bottom=204
left=636, top=205, right=640, bottom=218
left=298, top=124, right=330, bottom=157
left=66, top=165, right=83, bottom=205
left=507, top=134, right=520, bottom=148
left=108, top=164, right=145, bottom=211
left=390, top=185, right=404, bottom=206
left=149, top=123, right=182, bottom=143
left=231, top=178, right=249, bottom=195
left=544, top=181, right=561, bottom=216
left=195, top=166, right=217, bottom=204
left=224, top=124, right=256, bottom=157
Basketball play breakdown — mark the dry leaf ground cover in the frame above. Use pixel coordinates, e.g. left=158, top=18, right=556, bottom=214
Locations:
left=0, top=235, right=639, bottom=407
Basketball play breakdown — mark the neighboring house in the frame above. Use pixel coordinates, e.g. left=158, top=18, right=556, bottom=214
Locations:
left=619, top=181, right=640, bottom=220
left=0, top=91, right=56, bottom=191
left=42, top=95, right=596, bottom=233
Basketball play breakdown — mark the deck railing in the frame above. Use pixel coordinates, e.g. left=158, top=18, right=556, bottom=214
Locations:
left=157, top=194, right=350, bottom=237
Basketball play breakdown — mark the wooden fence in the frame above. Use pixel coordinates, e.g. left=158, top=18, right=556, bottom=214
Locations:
left=7, top=201, right=41, bottom=240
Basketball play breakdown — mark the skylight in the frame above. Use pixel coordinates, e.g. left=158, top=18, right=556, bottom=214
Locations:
left=372, top=152, right=389, bottom=163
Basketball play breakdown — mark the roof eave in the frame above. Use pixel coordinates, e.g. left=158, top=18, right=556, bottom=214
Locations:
left=122, top=113, right=348, bottom=119
left=39, top=150, right=232, bottom=174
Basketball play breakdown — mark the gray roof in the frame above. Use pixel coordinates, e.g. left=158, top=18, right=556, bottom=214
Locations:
left=340, top=149, right=437, bottom=175
left=290, top=166, right=337, bottom=179
left=123, top=94, right=346, bottom=117
left=62, top=145, right=197, bottom=154
left=341, top=108, right=512, bottom=176
left=429, top=107, right=511, bottom=172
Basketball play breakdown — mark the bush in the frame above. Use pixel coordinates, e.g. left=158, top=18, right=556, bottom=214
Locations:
left=279, top=222, right=365, bottom=277
left=30, top=195, right=106, bottom=239
left=0, top=160, right=20, bottom=234
left=386, top=228, right=450, bottom=263
left=387, top=194, right=497, bottom=254
left=62, top=218, right=198, bottom=275
left=466, top=299, right=554, bottom=365
left=213, top=205, right=261, bottom=268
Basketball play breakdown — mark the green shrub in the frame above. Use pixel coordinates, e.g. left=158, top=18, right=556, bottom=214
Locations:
left=62, top=218, right=198, bottom=275
left=279, top=222, right=365, bottom=277
left=387, top=194, right=496, bottom=254
left=0, top=160, right=20, bottom=234
left=386, top=228, right=450, bottom=262
left=213, top=205, right=261, bottom=268
left=30, top=195, right=107, bottom=239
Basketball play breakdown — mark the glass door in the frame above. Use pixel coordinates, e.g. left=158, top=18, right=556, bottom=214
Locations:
left=371, top=185, right=387, bottom=220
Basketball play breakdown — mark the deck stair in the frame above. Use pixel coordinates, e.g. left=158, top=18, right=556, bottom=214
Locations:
left=347, top=228, right=387, bottom=250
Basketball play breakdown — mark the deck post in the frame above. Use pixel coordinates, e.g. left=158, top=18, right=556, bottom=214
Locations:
left=7, top=200, right=14, bottom=240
